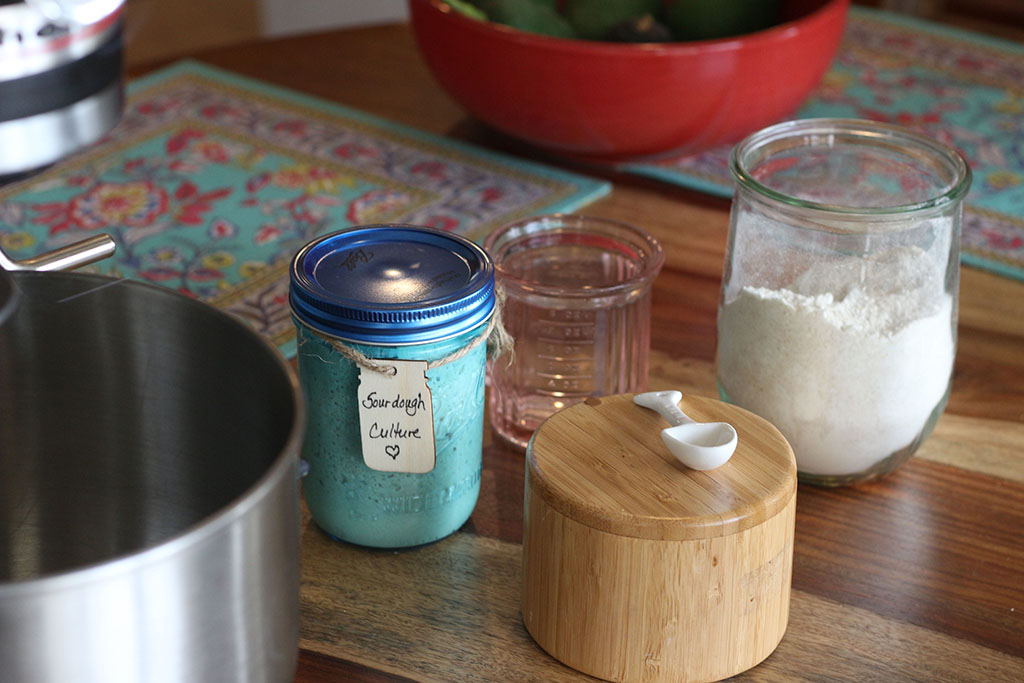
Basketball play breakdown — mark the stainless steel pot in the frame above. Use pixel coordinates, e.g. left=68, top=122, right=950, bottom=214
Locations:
left=0, top=268, right=304, bottom=682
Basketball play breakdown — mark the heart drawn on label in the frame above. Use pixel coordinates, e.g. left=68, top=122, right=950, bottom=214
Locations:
left=385, top=444, right=400, bottom=459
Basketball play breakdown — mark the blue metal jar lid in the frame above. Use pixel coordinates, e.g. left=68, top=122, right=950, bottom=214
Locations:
left=289, top=225, right=495, bottom=344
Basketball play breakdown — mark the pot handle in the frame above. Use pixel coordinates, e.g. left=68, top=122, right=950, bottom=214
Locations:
left=0, top=234, right=116, bottom=272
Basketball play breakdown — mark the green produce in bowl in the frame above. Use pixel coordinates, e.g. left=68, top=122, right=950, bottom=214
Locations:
left=472, top=0, right=577, bottom=37
left=564, top=0, right=662, bottom=40
left=446, top=0, right=487, bottom=20
left=666, top=0, right=781, bottom=40
left=605, top=14, right=673, bottom=42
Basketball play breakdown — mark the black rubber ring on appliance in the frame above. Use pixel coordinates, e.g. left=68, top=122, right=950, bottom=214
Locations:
left=0, top=26, right=122, bottom=123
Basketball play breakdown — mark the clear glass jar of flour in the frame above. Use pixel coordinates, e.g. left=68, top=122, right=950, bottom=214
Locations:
left=717, top=119, right=971, bottom=486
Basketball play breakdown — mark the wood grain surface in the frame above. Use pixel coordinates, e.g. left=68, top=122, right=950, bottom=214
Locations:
left=526, top=394, right=795, bottom=539
left=299, top=523, right=1024, bottom=682
left=522, top=484, right=794, bottom=682
left=521, top=395, right=795, bottom=681
left=131, top=16, right=1024, bottom=683
left=123, top=0, right=262, bottom=68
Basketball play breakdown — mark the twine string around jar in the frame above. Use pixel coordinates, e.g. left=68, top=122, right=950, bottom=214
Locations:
left=298, top=285, right=514, bottom=376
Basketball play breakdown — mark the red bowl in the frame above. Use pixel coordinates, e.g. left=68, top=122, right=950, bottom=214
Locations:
left=408, top=0, right=849, bottom=162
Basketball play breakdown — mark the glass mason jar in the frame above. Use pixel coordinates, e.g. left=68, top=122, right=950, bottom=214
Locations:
left=290, top=225, right=495, bottom=547
left=716, top=119, right=971, bottom=486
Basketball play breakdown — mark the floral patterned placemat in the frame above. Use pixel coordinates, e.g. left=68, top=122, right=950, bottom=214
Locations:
left=623, top=7, right=1024, bottom=282
left=0, top=61, right=610, bottom=356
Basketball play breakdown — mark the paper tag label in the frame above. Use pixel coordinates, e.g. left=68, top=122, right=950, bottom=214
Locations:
left=357, top=359, right=436, bottom=474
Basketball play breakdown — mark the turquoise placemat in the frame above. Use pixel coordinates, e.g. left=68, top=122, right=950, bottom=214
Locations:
left=0, top=61, right=610, bottom=356
left=623, top=7, right=1024, bottom=282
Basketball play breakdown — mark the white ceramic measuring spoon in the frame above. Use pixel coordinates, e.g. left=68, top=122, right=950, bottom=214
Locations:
left=633, top=391, right=737, bottom=470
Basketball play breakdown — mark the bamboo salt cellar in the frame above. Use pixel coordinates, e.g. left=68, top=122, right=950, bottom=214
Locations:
left=522, top=393, right=797, bottom=683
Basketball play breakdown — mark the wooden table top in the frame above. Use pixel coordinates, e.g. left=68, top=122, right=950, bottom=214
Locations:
left=152, top=18, right=1024, bottom=682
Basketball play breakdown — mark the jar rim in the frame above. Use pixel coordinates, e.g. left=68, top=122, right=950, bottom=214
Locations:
left=482, top=213, right=664, bottom=298
left=729, top=118, right=972, bottom=220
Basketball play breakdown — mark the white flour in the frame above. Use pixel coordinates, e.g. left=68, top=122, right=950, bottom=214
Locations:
left=717, top=246, right=955, bottom=477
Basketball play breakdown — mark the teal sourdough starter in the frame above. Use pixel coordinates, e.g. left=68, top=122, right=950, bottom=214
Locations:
left=289, top=225, right=494, bottom=548
left=295, top=324, right=486, bottom=547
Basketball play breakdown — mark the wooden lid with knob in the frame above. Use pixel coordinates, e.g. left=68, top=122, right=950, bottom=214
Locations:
left=526, top=393, right=797, bottom=541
